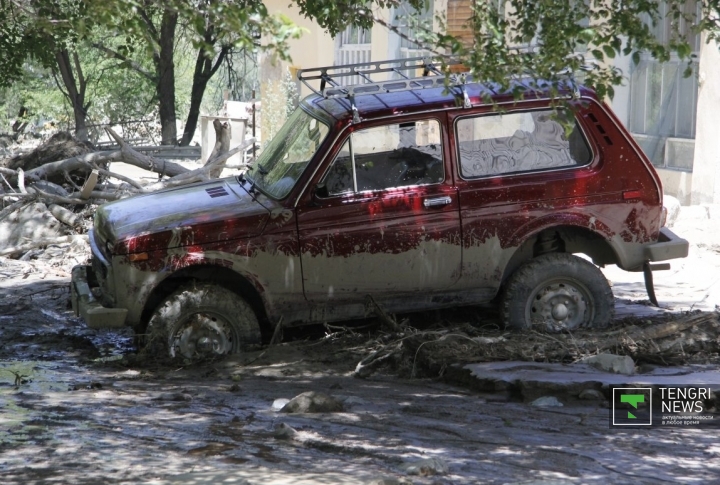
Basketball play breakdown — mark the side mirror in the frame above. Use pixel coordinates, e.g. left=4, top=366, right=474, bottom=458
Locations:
left=314, top=183, right=329, bottom=199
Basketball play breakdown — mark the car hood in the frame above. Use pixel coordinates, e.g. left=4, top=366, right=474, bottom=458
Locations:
left=94, top=178, right=272, bottom=254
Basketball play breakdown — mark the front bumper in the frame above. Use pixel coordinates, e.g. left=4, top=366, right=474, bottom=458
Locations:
left=644, top=227, right=689, bottom=262
left=71, top=265, right=128, bottom=329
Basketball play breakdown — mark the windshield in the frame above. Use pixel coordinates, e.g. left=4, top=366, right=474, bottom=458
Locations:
left=245, top=107, right=330, bottom=199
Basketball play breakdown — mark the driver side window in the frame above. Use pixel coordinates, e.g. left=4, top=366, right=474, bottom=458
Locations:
left=323, top=120, right=444, bottom=196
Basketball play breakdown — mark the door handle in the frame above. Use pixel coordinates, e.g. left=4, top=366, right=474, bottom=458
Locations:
left=423, top=196, right=452, bottom=208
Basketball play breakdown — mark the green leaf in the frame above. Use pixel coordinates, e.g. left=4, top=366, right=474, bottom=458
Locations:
left=602, top=45, right=616, bottom=59
left=676, top=43, right=692, bottom=59
left=632, top=51, right=641, bottom=65
left=591, top=49, right=604, bottom=61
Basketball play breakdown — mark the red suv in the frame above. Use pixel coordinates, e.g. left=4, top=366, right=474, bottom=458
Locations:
left=71, top=58, right=688, bottom=359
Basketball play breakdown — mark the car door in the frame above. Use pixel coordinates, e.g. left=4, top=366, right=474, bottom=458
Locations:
left=296, top=116, right=462, bottom=309
left=451, top=105, right=596, bottom=297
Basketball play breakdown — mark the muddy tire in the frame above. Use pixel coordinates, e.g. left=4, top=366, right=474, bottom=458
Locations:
left=146, top=282, right=261, bottom=360
left=501, top=253, right=614, bottom=332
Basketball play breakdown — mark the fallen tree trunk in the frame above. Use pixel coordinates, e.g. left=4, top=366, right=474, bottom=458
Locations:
left=49, top=204, right=84, bottom=229
left=105, top=128, right=189, bottom=178
left=23, top=150, right=123, bottom=184
left=141, top=138, right=254, bottom=192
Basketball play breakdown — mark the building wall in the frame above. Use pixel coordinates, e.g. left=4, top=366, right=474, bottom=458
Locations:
left=690, top=34, right=720, bottom=205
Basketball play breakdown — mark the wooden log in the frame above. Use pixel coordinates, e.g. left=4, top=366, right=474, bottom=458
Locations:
left=23, top=150, right=122, bottom=183
left=105, top=128, right=189, bottom=178
left=205, top=119, right=231, bottom=178
left=141, top=138, right=255, bottom=192
left=49, top=204, right=84, bottom=228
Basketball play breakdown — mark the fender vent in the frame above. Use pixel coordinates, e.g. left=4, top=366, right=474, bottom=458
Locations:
left=206, top=186, right=229, bottom=198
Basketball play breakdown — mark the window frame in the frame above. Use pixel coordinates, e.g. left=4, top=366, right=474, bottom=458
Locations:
left=318, top=117, right=446, bottom=198
left=453, top=107, right=594, bottom=181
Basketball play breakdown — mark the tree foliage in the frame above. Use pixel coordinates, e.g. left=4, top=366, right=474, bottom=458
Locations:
left=2, top=0, right=718, bottom=144
left=297, top=0, right=711, bottom=102
left=0, top=0, right=303, bottom=144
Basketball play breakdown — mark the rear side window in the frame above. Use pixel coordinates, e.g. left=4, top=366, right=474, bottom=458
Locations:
left=456, top=109, right=592, bottom=178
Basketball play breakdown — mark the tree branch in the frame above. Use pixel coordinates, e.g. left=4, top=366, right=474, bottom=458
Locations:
left=91, top=43, right=158, bottom=82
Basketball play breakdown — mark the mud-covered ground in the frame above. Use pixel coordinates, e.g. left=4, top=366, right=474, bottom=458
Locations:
left=1, top=212, right=720, bottom=485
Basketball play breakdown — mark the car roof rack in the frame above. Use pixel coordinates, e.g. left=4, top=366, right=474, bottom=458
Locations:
left=297, top=56, right=471, bottom=123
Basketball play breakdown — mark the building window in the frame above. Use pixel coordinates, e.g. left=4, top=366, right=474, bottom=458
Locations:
left=628, top=1, right=700, bottom=169
left=629, top=0, right=700, bottom=139
left=334, top=25, right=372, bottom=86
left=393, top=0, right=434, bottom=58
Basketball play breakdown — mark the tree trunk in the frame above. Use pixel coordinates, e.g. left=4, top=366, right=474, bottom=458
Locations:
left=12, top=107, right=29, bottom=138
left=156, top=9, right=179, bottom=146
left=179, top=42, right=230, bottom=147
left=205, top=119, right=230, bottom=178
left=55, top=50, right=89, bottom=141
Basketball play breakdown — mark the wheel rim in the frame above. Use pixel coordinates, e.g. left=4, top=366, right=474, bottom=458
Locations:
left=169, top=312, right=237, bottom=359
left=526, top=278, right=594, bottom=331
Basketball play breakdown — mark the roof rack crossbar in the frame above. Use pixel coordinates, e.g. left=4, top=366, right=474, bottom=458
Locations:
left=298, top=56, right=466, bottom=99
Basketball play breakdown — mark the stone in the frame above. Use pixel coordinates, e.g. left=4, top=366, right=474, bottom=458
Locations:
left=530, top=396, right=563, bottom=407
left=578, top=389, right=605, bottom=401
left=342, top=396, right=368, bottom=408
left=663, top=195, right=681, bottom=227
left=578, top=353, right=635, bottom=375
left=280, top=391, right=344, bottom=413
left=401, top=457, right=449, bottom=476
left=707, top=204, right=720, bottom=220
left=272, top=422, right=297, bottom=439
left=677, top=205, right=709, bottom=221
left=367, top=477, right=413, bottom=485
left=271, top=398, right=290, bottom=410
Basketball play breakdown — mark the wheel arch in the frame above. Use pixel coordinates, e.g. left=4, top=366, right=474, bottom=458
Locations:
left=138, top=264, right=270, bottom=334
left=500, top=223, right=621, bottom=285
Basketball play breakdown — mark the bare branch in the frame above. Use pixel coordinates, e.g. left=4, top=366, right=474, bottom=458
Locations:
left=91, top=43, right=158, bottom=82
left=104, top=127, right=189, bottom=177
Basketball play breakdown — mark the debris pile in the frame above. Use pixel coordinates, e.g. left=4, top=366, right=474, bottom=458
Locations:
left=321, top=310, right=720, bottom=379
left=0, top=127, right=252, bottom=263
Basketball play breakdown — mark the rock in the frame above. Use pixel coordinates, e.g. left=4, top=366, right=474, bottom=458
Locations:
left=271, top=398, right=290, bottom=410
left=707, top=204, right=720, bottom=220
left=678, top=205, right=709, bottom=221
left=530, top=396, right=563, bottom=407
left=578, top=389, right=605, bottom=401
left=579, top=353, right=635, bottom=375
left=0, top=202, right=66, bottom=251
left=342, top=396, right=368, bottom=407
left=154, top=392, right=193, bottom=402
left=272, top=422, right=298, bottom=440
left=663, top=195, right=681, bottom=227
left=401, top=457, right=449, bottom=476
left=367, top=477, right=413, bottom=485
left=280, top=391, right=344, bottom=413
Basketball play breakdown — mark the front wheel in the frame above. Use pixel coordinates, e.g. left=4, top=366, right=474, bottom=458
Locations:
left=501, top=253, right=614, bottom=332
left=146, top=282, right=261, bottom=360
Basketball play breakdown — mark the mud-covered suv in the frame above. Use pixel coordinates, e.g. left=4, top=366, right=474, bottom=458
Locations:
left=71, top=58, right=688, bottom=359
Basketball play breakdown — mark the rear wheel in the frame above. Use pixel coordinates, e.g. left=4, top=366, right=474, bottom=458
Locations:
left=146, top=282, right=261, bottom=360
left=501, top=253, right=614, bottom=332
